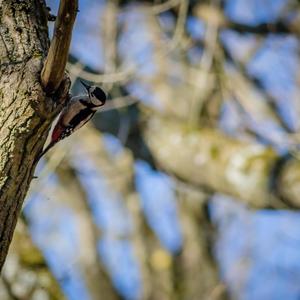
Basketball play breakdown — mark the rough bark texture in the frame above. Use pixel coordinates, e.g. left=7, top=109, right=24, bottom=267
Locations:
left=0, top=0, right=68, bottom=270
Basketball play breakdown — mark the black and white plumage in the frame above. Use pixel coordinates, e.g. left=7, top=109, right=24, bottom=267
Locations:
left=36, top=81, right=106, bottom=161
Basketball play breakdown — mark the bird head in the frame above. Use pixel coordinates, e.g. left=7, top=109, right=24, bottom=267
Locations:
left=80, top=80, right=107, bottom=106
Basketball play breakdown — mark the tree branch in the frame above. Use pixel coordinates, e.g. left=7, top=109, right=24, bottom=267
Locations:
left=228, top=21, right=291, bottom=35
left=0, top=0, right=74, bottom=271
left=143, top=116, right=300, bottom=209
left=220, top=43, right=293, bottom=133
left=41, top=0, right=78, bottom=94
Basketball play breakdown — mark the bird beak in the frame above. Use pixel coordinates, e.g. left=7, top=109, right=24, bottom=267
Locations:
left=80, top=80, right=90, bottom=91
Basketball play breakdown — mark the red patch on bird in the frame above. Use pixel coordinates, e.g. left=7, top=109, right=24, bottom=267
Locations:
left=51, top=123, right=64, bottom=142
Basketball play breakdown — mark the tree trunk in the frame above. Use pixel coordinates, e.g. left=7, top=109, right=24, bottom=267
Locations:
left=0, top=0, right=67, bottom=270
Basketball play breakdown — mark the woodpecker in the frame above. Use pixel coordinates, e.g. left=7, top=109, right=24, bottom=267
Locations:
left=36, top=80, right=106, bottom=162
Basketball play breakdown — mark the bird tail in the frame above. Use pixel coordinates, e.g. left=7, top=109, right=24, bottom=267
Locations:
left=34, top=141, right=55, bottom=164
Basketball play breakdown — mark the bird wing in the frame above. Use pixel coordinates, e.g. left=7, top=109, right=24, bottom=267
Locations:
left=68, top=108, right=95, bottom=133
left=51, top=108, right=94, bottom=143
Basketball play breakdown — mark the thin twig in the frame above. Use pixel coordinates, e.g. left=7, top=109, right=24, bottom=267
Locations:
left=41, top=0, right=78, bottom=94
left=67, top=61, right=134, bottom=83
left=97, top=95, right=139, bottom=112
left=150, top=0, right=180, bottom=14
left=167, top=0, right=188, bottom=52
left=188, top=1, right=219, bottom=126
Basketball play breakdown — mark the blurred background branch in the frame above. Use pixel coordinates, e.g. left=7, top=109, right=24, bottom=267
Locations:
left=6, top=0, right=300, bottom=299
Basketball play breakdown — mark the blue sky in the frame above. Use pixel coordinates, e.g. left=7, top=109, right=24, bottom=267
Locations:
left=26, top=0, right=300, bottom=299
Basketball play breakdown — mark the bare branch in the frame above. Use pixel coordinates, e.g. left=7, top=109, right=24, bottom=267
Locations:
left=67, top=61, right=134, bottom=83
left=228, top=20, right=292, bottom=35
left=41, top=0, right=78, bottom=94
left=150, top=0, right=180, bottom=14
left=144, top=116, right=300, bottom=209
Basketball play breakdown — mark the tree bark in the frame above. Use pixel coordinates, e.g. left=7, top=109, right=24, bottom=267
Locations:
left=0, top=0, right=70, bottom=270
